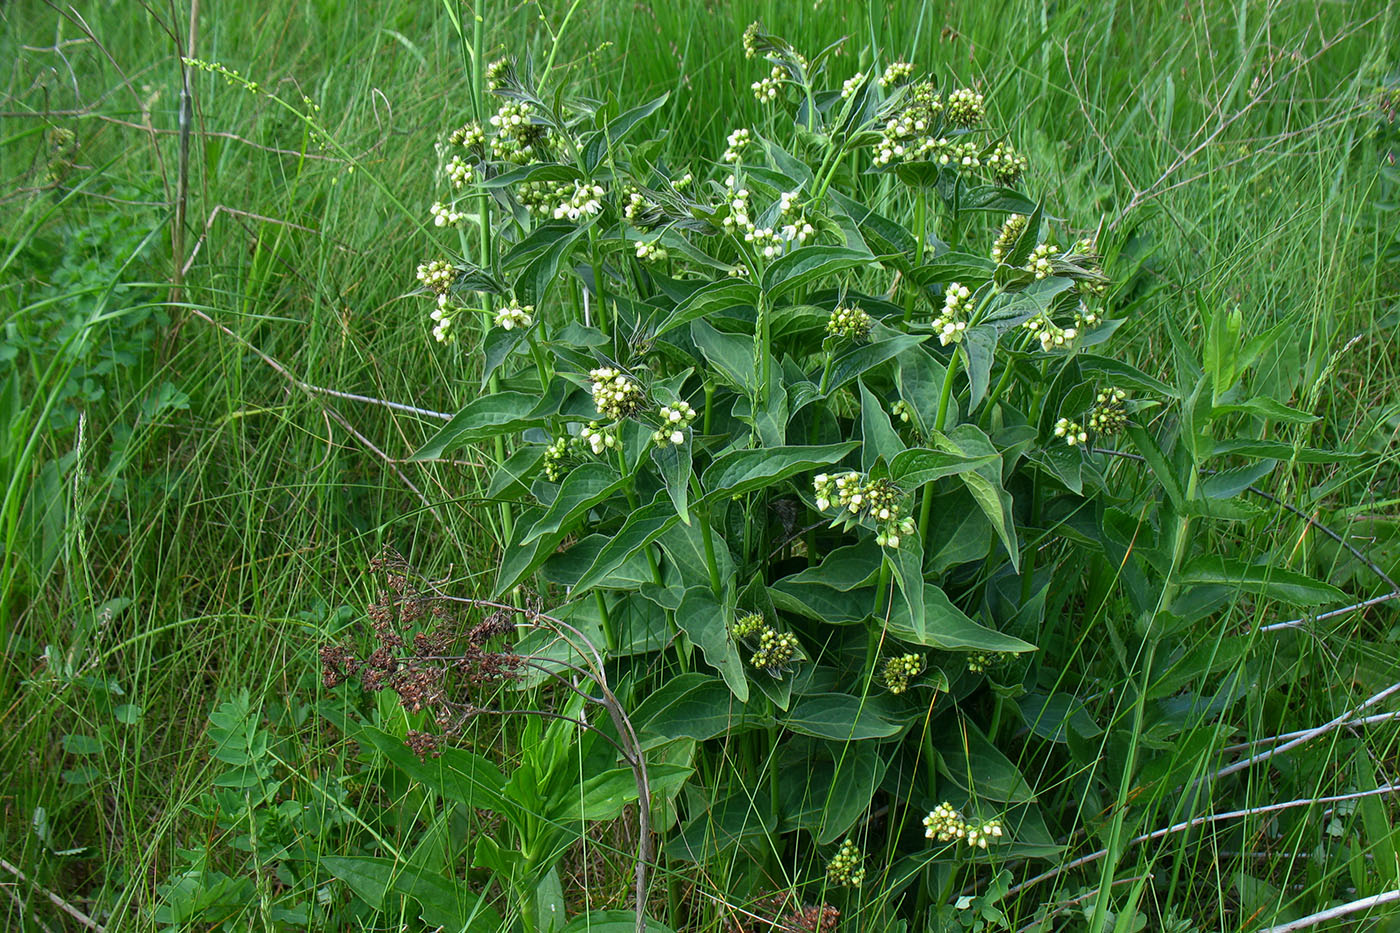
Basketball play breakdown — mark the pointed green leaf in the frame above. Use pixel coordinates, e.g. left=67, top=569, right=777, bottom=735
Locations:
left=700, top=443, right=859, bottom=503
left=675, top=586, right=749, bottom=702
left=1178, top=556, right=1345, bottom=606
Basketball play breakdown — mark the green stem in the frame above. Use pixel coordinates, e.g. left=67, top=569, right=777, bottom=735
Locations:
left=594, top=590, right=615, bottom=653
left=904, top=188, right=927, bottom=324
left=933, top=348, right=961, bottom=435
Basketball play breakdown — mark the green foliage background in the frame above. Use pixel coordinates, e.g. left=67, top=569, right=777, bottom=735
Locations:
left=1, top=0, right=1398, bottom=930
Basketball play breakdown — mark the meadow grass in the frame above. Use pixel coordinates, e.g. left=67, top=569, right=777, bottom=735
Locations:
left=2, top=0, right=1399, bottom=929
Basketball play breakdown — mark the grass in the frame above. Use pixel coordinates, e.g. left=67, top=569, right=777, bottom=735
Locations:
left=2, top=0, right=1399, bottom=930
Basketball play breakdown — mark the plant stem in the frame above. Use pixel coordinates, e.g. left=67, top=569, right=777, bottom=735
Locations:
left=933, top=348, right=961, bottom=435
left=904, top=187, right=927, bottom=324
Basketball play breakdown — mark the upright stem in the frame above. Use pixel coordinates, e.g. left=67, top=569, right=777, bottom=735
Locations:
left=903, top=187, right=927, bottom=324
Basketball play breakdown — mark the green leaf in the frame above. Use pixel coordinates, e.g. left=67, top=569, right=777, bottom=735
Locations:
left=937, top=719, right=1035, bottom=802
left=321, top=856, right=392, bottom=911
left=691, top=319, right=760, bottom=392
left=412, top=391, right=554, bottom=461
left=778, top=541, right=882, bottom=591
left=1077, top=354, right=1178, bottom=398
left=356, top=725, right=508, bottom=812
left=558, top=911, right=679, bottom=933
left=62, top=734, right=103, bottom=755
left=519, top=223, right=590, bottom=308
left=1126, top=424, right=1184, bottom=510
left=886, top=584, right=1035, bottom=651
left=982, top=276, right=1074, bottom=330
left=784, top=694, right=903, bottom=741
left=828, top=189, right=916, bottom=256
left=1201, top=461, right=1275, bottom=499
left=481, top=161, right=582, bottom=189
left=554, top=763, right=694, bottom=822
left=700, top=443, right=859, bottom=503
left=488, top=445, right=545, bottom=499
left=1209, top=439, right=1364, bottom=463
left=654, top=279, right=759, bottom=338
left=860, top=380, right=905, bottom=470
left=935, top=425, right=1018, bottom=569
left=911, top=252, right=997, bottom=288
left=823, top=332, right=928, bottom=397
left=1178, top=556, right=1345, bottom=605
left=1212, top=397, right=1319, bottom=425
left=675, top=586, right=749, bottom=702
left=521, top=463, right=625, bottom=544
left=637, top=673, right=763, bottom=743
left=652, top=441, right=692, bottom=524
left=768, top=580, right=871, bottom=624
left=886, top=537, right=925, bottom=639
left=889, top=447, right=999, bottom=489
left=781, top=740, right=889, bottom=844
left=585, top=91, right=670, bottom=171
left=481, top=326, right=526, bottom=389
left=761, top=245, right=874, bottom=302
left=571, top=496, right=681, bottom=592
left=961, top=325, right=997, bottom=409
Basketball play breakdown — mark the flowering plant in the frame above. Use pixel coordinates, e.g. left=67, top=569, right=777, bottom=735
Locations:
left=350, top=20, right=1357, bottom=931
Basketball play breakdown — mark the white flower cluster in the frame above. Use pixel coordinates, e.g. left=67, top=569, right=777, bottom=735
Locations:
left=872, top=113, right=940, bottom=166
left=651, top=400, right=698, bottom=446
left=488, top=100, right=544, bottom=162
left=966, top=651, right=1008, bottom=674
left=991, top=214, right=1027, bottom=263
left=985, top=142, right=1028, bottom=186
left=936, top=139, right=981, bottom=170
left=826, top=839, right=865, bottom=886
left=622, top=188, right=655, bottom=224
left=745, top=225, right=786, bottom=259
left=882, top=653, right=923, bottom=694
left=415, top=259, right=455, bottom=294
left=722, top=127, right=752, bottom=164
left=742, top=21, right=761, bottom=59
left=448, top=121, right=486, bottom=149
left=945, top=87, right=985, bottom=127
left=1025, top=242, right=1058, bottom=279
left=430, top=200, right=466, bottom=227
left=1088, top=387, right=1128, bottom=435
left=750, top=628, right=799, bottom=674
left=730, top=611, right=765, bottom=639
left=879, top=61, right=914, bottom=89
left=445, top=155, right=474, bottom=189
left=589, top=367, right=645, bottom=420
left=417, top=261, right=460, bottom=343
left=826, top=305, right=872, bottom=341
left=1054, top=417, right=1088, bottom=447
left=429, top=300, right=458, bottom=343
left=840, top=72, right=865, bottom=100
left=891, top=400, right=914, bottom=424
left=581, top=420, right=619, bottom=456
left=721, top=185, right=752, bottom=232
left=727, top=263, right=750, bottom=278
left=813, top=472, right=915, bottom=548
left=1074, top=305, right=1102, bottom=329
left=484, top=57, right=510, bottom=91
left=933, top=281, right=972, bottom=346
left=1023, top=313, right=1077, bottom=351
left=493, top=298, right=533, bottom=331
left=752, top=66, right=783, bottom=103
left=671, top=171, right=693, bottom=190
left=923, top=802, right=1005, bottom=849
left=553, top=182, right=606, bottom=221
left=543, top=436, right=574, bottom=482
left=635, top=239, right=668, bottom=263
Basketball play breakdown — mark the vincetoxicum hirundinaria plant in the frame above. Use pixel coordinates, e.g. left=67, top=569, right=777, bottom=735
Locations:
left=359, top=19, right=1359, bottom=933
left=402, top=22, right=1128, bottom=927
